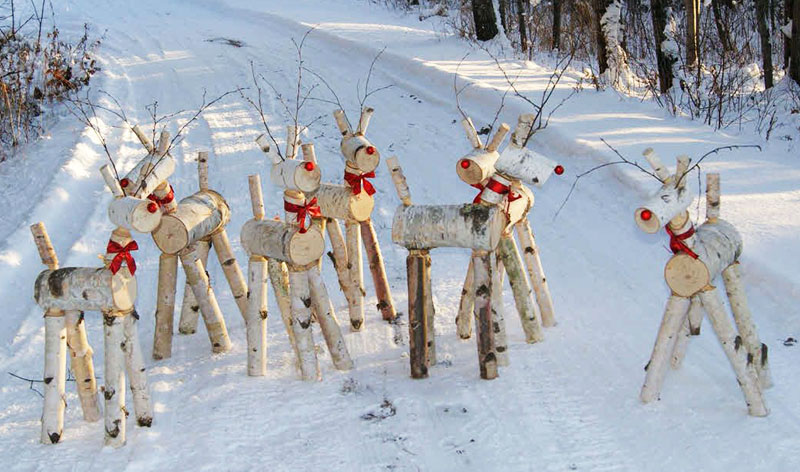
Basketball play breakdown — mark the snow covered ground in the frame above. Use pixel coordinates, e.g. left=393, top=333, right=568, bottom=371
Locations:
left=0, top=0, right=798, bottom=470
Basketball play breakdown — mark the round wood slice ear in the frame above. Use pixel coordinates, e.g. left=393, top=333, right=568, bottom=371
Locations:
left=288, top=229, right=325, bottom=266
left=634, top=207, right=661, bottom=233
left=456, top=149, right=498, bottom=186
left=665, top=254, right=710, bottom=297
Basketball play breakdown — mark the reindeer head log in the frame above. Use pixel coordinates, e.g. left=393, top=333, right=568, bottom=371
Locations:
left=634, top=154, right=693, bottom=234
left=108, top=196, right=163, bottom=234
left=341, top=134, right=380, bottom=173
left=456, top=148, right=500, bottom=186
left=270, top=158, right=321, bottom=193
left=121, top=154, right=176, bottom=199
left=495, top=146, right=559, bottom=188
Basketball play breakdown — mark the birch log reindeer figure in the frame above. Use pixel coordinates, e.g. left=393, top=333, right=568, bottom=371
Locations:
left=32, top=167, right=156, bottom=447
left=453, top=114, right=563, bottom=362
left=387, top=156, right=507, bottom=380
left=634, top=149, right=771, bottom=417
left=249, top=126, right=353, bottom=380
left=123, top=127, right=246, bottom=359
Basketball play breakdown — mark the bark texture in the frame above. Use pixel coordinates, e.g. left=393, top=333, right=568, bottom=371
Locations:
left=361, top=219, right=396, bottom=322
left=307, top=265, right=354, bottom=371
left=472, top=0, right=499, bottom=41
left=180, top=249, right=231, bottom=353
left=241, top=218, right=324, bottom=267
left=456, top=258, right=475, bottom=340
left=515, top=219, right=556, bottom=327
left=34, top=267, right=136, bottom=313
left=640, top=295, right=690, bottom=403
left=212, top=229, right=248, bottom=320
left=268, top=259, right=299, bottom=359
left=246, top=256, right=269, bottom=376
left=41, top=314, right=66, bottom=444
left=498, top=234, right=544, bottom=343
left=314, top=183, right=374, bottom=222
left=345, top=221, right=365, bottom=331
left=392, top=204, right=506, bottom=251
left=122, top=312, right=152, bottom=427
left=472, top=251, right=498, bottom=380
left=154, top=252, right=178, bottom=359
left=177, top=240, right=209, bottom=336
left=270, top=158, right=321, bottom=193
left=407, top=251, right=430, bottom=379
left=64, top=310, right=100, bottom=422
left=107, top=196, right=162, bottom=233
left=492, top=257, right=509, bottom=366
left=288, top=269, right=321, bottom=381
left=103, top=313, right=127, bottom=447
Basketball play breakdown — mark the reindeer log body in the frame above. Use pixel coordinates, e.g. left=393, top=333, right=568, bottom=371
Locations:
left=152, top=191, right=230, bottom=254
left=34, top=268, right=136, bottom=313
left=241, top=219, right=324, bottom=267
left=392, top=204, right=506, bottom=251
left=313, top=183, right=374, bottom=221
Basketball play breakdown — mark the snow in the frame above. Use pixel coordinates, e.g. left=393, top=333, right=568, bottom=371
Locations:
left=0, top=0, right=798, bottom=470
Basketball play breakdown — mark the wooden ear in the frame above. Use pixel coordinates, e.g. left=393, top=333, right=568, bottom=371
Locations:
left=358, top=107, right=374, bottom=134
left=386, top=156, right=412, bottom=206
left=100, top=164, right=124, bottom=197
left=301, top=143, right=317, bottom=163
left=674, top=155, right=690, bottom=189
left=333, top=109, right=352, bottom=135
left=485, top=123, right=509, bottom=153
left=131, top=124, right=155, bottom=154
left=706, top=173, right=720, bottom=221
left=642, top=148, right=670, bottom=182
left=248, top=174, right=265, bottom=221
left=285, top=125, right=300, bottom=159
left=255, top=134, right=281, bottom=164
left=461, top=117, right=483, bottom=149
left=198, top=151, right=209, bottom=191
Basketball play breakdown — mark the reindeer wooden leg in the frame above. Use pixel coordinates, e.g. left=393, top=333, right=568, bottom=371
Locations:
left=640, top=295, right=690, bottom=403
left=180, top=247, right=231, bottom=353
left=103, top=312, right=127, bottom=447
left=122, top=310, right=153, bottom=427
left=407, top=250, right=430, bottom=379
left=345, top=221, right=365, bottom=331
left=177, top=240, right=210, bottom=336
left=64, top=309, right=100, bottom=422
left=154, top=252, right=179, bottom=359
left=493, top=256, right=509, bottom=366
left=671, top=296, right=702, bottom=370
left=515, top=219, right=556, bottom=327
left=361, top=219, right=397, bottom=322
left=307, top=265, right=353, bottom=371
left=268, top=259, right=298, bottom=360
left=247, top=255, right=269, bottom=376
left=325, top=218, right=354, bottom=307
left=424, top=261, right=437, bottom=367
left=41, top=312, right=66, bottom=444
left=455, top=258, right=474, bottom=340
left=212, top=229, right=248, bottom=321
left=722, top=263, right=772, bottom=389
left=698, top=288, right=768, bottom=416
left=288, top=269, right=320, bottom=381
left=498, top=233, right=544, bottom=344
left=473, top=250, right=498, bottom=380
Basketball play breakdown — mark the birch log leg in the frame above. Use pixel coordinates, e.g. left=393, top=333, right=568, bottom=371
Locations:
left=361, top=219, right=397, bottom=322
left=307, top=265, right=354, bottom=371
left=103, top=313, right=126, bottom=447
left=64, top=310, right=100, bottom=422
left=41, top=313, right=66, bottom=444
left=698, top=288, right=768, bottom=416
left=498, top=234, right=544, bottom=344
left=212, top=229, right=248, bottom=321
left=640, top=295, right=691, bottom=403
left=473, top=251, right=498, bottom=380
left=153, top=252, right=179, bottom=360
left=325, top=218, right=353, bottom=307
left=122, top=311, right=153, bottom=427
left=180, top=249, right=231, bottom=353
left=247, top=256, right=268, bottom=376
left=722, top=263, right=772, bottom=389
left=178, top=240, right=210, bottom=335
left=407, top=250, right=429, bottom=379
left=268, top=259, right=298, bottom=360
left=345, top=221, right=365, bottom=331
left=671, top=296, right=703, bottom=370
left=515, top=220, right=556, bottom=327
left=288, top=269, right=320, bottom=381
left=493, top=257, right=509, bottom=366
left=424, top=260, right=436, bottom=367
left=456, top=258, right=474, bottom=340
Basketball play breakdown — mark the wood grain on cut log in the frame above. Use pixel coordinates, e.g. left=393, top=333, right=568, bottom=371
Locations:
left=122, top=311, right=153, bottom=427
left=180, top=249, right=231, bottom=353
left=456, top=258, right=474, bottom=340
left=635, top=182, right=694, bottom=234
left=472, top=251, right=498, bottom=380
left=103, top=313, right=127, bottom=447
left=407, top=250, right=430, bottom=379
left=107, top=196, right=162, bottom=233
left=34, top=267, right=137, bottom=313
left=288, top=269, right=320, bottom=381
left=670, top=296, right=702, bottom=370
left=515, top=219, right=556, bottom=327
left=456, top=148, right=499, bottom=186
left=246, top=256, right=268, bottom=376
left=270, top=158, right=321, bottom=193
left=314, top=183, right=374, bottom=222
left=64, top=310, right=100, bottom=422
left=153, top=191, right=230, bottom=255
left=361, top=219, right=396, bottom=322
left=498, top=234, right=544, bottom=344
left=392, top=204, right=506, bottom=251
left=153, top=253, right=178, bottom=359
left=212, top=229, right=248, bottom=320
left=723, top=263, right=772, bottom=389
left=325, top=218, right=354, bottom=308
left=698, top=288, right=768, bottom=416
left=307, top=265, right=353, bottom=371
left=241, top=218, right=324, bottom=267
left=492, top=257, right=509, bottom=366
left=41, top=314, right=66, bottom=444
left=640, top=295, right=690, bottom=403
left=177, top=240, right=209, bottom=336
left=267, top=259, right=299, bottom=360
left=345, top=221, right=365, bottom=331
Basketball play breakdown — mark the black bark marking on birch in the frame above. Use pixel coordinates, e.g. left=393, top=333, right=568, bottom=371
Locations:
left=690, top=325, right=701, bottom=336
left=377, top=300, right=389, bottom=310
left=47, top=267, right=78, bottom=297
left=747, top=353, right=754, bottom=365
left=476, top=284, right=490, bottom=297
left=106, top=420, right=121, bottom=438
left=104, top=314, right=115, bottom=326
left=260, top=309, right=268, bottom=320
left=735, top=335, right=743, bottom=351
left=524, top=246, right=534, bottom=254
left=137, top=416, right=153, bottom=427
left=326, top=251, right=337, bottom=266
left=644, top=360, right=651, bottom=371
left=223, top=258, right=235, bottom=266
left=496, top=345, right=506, bottom=353
left=761, top=344, right=768, bottom=366
left=246, top=289, right=251, bottom=300
left=299, top=319, right=311, bottom=329
left=351, top=319, right=363, bottom=330
left=44, top=376, right=53, bottom=384
left=132, top=309, right=139, bottom=321
left=104, top=388, right=115, bottom=400
left=302, top=297, right=312, bottom=308
left=48, top=431, right=61, bottom=444
left=191, top=305, right=199, bottom=312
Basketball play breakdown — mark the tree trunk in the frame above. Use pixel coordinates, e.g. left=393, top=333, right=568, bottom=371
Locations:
left=154, top=252, right=178, bottom=359
left=64, top=309, right=100, bottom=422
left=595, top=0, right=613, bottom=74
left=360, top=219, right=397, bottom=322
left=407, top=250, right=430, bottom=379
left=756, top=0, right=774, bottom=88
left=498, top=0, right=509, bottom=35
left=685, top=0, right=699, bottom=68
left=791, top=0, right=800, bottom=83
left=122, top=311, right=152, bottom=427
left=472, top=0, right=499, bottom=40
left=553, top=0, right=562, bottom=50
left=711, top=0, right=732, bottom=53
left=516, top=0, right=528, bottom=53
left=41, top=314, right=66, bottom=444
left=785, top=0, right=792, bottom=69
left=651, top=0, right=675, bottom=93
left=246, top=256, right=268, bottom=377
left=472, top=251, right=498, bottom=380
left=177, top=240, right=209, bottom=336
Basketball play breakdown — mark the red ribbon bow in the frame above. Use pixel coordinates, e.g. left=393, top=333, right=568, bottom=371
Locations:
left=284, top=197, right=322, bottom=233
left=147, top=185, right=175, bottom=208
left=344, top=170, right=376, bottom=196
left=471, top=178, right=512, bottom=204
left=665, top=224, right=698, bottom=259
left=107, top=240, right=138, bottom=275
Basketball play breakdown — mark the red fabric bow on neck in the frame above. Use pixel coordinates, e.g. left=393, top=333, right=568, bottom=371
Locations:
left=344, top=170, right=376, bottom=196
left=665, top=224, right=698, bottom=259
left=284, top=197, right=322, bottom=233
left=471, top=178, right=519, bottom=204
left=147, top=185, right=175, bottom=208
left=107, top=240, right=138, bottom=275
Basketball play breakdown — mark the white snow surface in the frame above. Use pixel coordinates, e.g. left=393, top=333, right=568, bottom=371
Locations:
left=0, top=0, right=798, bottom=470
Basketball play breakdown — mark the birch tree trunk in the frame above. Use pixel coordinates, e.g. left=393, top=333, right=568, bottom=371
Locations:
left=361, top=219, right=396, bottom=322
left=640, top=295, right=690, bottom=403
left=268, top=259, right=299, bottom=360
left=41, top=314, right=66, bottom=444
left=307, top=265, right=354, bottom=371
left=345, top=221, right=365, bottom=331
left=64, top=309, right=100, bottom=422
left=651, top=0, right=675, bottom=93
left=515, top=220, right=556, bottom=327
left=180, top=249, right=231, bottom=353
left=122, top=311, right=153, bottom=427
left=288, top=269, right=320, bottom=381
left=492, top=257, right=509, bottom=366
left=177, top=240, right=210, bottom=335
left=246, top=256, right=268, bottom=376
left=103, top=313, right=127, bottom=447
left=407, top=250, right=430, bottom=379
left=212, top=229, right=248, bottom=320
left=472, top=251, right=498, bottom=380
left=154, top=252, right=178, bottom=359
left=498, top=234, right=544, bottom=343
left=456, top=258, right=474, bottom=340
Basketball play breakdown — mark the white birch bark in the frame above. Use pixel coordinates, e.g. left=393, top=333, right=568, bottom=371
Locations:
left=270, top=158, right=321, bottom=193
left=268, top=259, right=299, bottom=360
left=515, top=219, right=556, bottom=327
left=241, top=218, right=324, bottom=267
left=212, top=229, right=248, bottom=320
left=313, top=183, right=374, bottom=222
left=130, top=124, right=154, bottom=154
left=698, top=288, right=769, bottom=416
left=103, top=313, right=127, bottom=447
left=246, top=256, right=268, bottom=376
left=153, top=191, right=230, bottom=255
left=640, top=295, right=690, bottom=403
left=180, top=249, right=231, bottom=353
left=64, top=309, right=100, bottom=422
left=122, top=311, right=153, bottom=427
left=177, top=240, right=209, bottom=336
left=361, top=219, right=396, bottom=322
left=635, top=183, right=694, bottom=234
left=307, top=265, right=353, bottom=371
left=248, top=174, right=266, bottom=220
left=495, top=146, right=558, bottom=188
left=485, top=123, right=510, bottom=152
left=288, top=269, right=320, bottom=381
left=498, top=234, right=544, bottom=344
left=357, top=107, right=373, bottom=134
left=132, top=155, right=176, bottom=199
left=41, top=314, right=66, bottom=444
left=100, top=164, right=124, bottom=197
left=153, top=252, right=178, bottom=359
left=456, top=258, right=474, bottom=340
left=670, top=296, right=702, bottom=370
left=642, top=148, right=671, bottom=181
left=341, top=135, right=379, bottom=173
left=455, top=148, right=500, bottom=186
left=345, top=221, right=365, bottom=331
left=333, top=109, right=352, bottom=135
left=385, top=156, right=412, bottom=206
left=472, top=251, right=498, bottom=380
left=706, top=173, right=720, bottom=221
left=461, top=117, right=483, bottom=149
left=34, top=267, right=136, bottom=313
left=424, top=256, right=436, bottom=367
left=107, top=196, right=162, bottom=235
left=492, top=256, right=509, bottom=366
left=325, top=218, right=355, bottom=310
left=392, top=204, right=506, bottom=251
left=197, top=151, right=209, bottom=192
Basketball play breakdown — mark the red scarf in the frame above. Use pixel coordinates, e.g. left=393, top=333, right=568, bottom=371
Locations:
left=471, top=178, right=520, bottom=204
left=665, top=224, right=698, bottom=259
left=147, top=185, right=175, bottom=208
left=344, top=170, right=376, bottom=196
left=284, top=197, right=322, bottom=233
left=107, top=240, right=138, bottom=275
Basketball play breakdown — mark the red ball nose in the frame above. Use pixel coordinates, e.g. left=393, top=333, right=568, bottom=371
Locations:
left=304, top=161, right=315, bottom=171
left=120, top=178, right=130, bottom=188
left=554, top=165, right=564, bottom=175
left=365, top=146, right=376, bottom=155
left=459, top=160, right=471, bottom=169
left=147, top=202, right=159, bottom=213
left=640, top=209, right=652, bottom=221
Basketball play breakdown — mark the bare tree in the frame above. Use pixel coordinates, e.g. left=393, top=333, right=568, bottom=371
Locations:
left=756, top=0, right=774, bottom=88
left=650, top=0, right=674, bottom=93
left=471, top=0, right=499, bottom=41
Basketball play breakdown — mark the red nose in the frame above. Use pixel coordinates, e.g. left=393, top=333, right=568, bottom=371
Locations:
left=554, top=165, right=564, bottom=175
left=365, top=146, right=376, bottom=155
left=640, top=209, right=652, bottom=221
left=304, top=161, right=315, bottom=171
left=120, top=178, right=130, bottom=188
left=147, top=202, right=159, bottom=213
left=459, top=160, right=471, bottom=169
